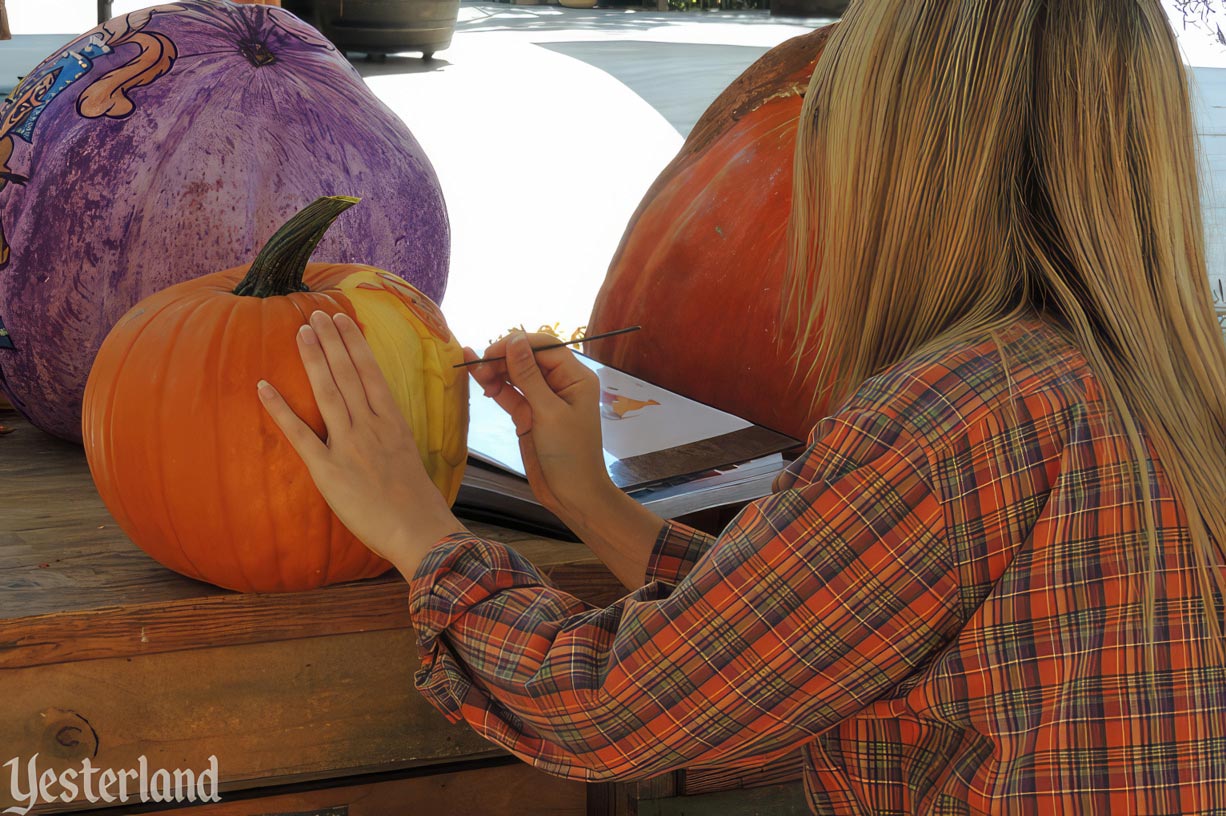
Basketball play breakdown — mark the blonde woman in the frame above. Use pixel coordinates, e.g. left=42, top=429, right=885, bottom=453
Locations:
left=258, top=0, right=1226, bottom=811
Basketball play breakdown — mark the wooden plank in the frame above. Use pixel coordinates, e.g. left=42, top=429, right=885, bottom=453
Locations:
left=0, top=409, right=625, bottom=669
left=680, top=752, right=804, bottom=796
left=638, top=782, right=810, bottom=816
left=594, top=754, right=806, bottom=814
left=0, top=629, right=507, bottom=814
left=586, top=773, right=677, bottom=816
left=0, top=556, right=624, bottom=670
left=135, top=761, right=586, bottom=816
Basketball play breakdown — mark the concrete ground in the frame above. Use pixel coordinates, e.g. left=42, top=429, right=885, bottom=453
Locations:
left=3, top=1, right=1226, bottom=347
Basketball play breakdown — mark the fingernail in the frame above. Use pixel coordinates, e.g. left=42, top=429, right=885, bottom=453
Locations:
left=299, top=324, right=317, bottom=345
left=509, top=332, right=531, bottom=360
left=256, top=379, right=274, bottom=400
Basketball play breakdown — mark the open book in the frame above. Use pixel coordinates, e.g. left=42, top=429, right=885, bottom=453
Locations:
left=456, top=353, right=801, bottom=538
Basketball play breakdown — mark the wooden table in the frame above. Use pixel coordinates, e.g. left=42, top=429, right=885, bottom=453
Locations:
left=0, top=408, right=805, bottom=814
left=0, top=408, right=625, bottom=814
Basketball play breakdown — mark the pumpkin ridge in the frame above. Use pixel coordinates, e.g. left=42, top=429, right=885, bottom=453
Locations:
left=301, top=296, right=342, bottom=590
left=204, top=295, right=246, bottom=591
left=187, top=294, right=272, bottom=590
left=600, top=107, right=801, bottom=323
left=268, top=284, right=355, bottom=590
left=104, top=64, right=230, bottom=314
left=625, top=122, right=781, bottom=317
left=88, top=292, right=196, bottom=576
left=240, top=292, right=285, bottom=590
left=265, top=291, right=322, bottom=590
left=143, top=296, right=213, bottom=583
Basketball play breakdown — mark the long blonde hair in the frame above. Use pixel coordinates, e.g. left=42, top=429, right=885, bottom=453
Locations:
left=785, top=1, right=1226, bottom=647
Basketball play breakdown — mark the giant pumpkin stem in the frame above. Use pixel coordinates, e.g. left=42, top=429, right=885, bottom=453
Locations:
left=232, top=196, right=360, bottom=298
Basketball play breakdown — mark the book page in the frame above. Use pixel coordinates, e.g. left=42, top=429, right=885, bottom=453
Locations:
left=591, top=358, right=752, bottom=458
left=466, top=353, right=752, bottom=477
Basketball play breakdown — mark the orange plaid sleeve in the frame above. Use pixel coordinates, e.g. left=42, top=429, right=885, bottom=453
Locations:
left=642, top=519, right=716, bottom=586
left=407, top=409, right=962, bottom=782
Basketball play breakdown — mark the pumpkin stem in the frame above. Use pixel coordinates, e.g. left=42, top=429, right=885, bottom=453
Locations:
left=232, top=196, right=360, bottom=298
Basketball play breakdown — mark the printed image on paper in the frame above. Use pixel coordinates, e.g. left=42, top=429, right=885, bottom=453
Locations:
left=467, top=354, right=751, bottom=477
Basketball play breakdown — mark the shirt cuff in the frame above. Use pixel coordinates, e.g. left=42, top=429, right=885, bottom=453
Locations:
left=406, top=531, right=555, bottom=723
left=643, top=519, right=718, bottom=586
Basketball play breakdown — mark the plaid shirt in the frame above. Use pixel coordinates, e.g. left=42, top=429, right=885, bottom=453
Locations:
left=408, top=316, right=1226, bottom=814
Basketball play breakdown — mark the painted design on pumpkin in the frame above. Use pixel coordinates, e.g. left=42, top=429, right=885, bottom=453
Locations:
left=600, top=387, right=660, bottom=420
left=0, top=5, right=182, bottom=268
left=0, top=5, right=450, bottom=442
left=263, top=4, right=339, bottom=54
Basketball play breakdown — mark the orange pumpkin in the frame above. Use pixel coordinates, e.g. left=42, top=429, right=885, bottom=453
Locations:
left=586, top=26, right=835, bottom=442
left=82, top=197, right=468, bottom=593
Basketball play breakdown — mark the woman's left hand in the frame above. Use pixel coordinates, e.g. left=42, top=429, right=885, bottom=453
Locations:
left=256, top=309, right=467, bottom=580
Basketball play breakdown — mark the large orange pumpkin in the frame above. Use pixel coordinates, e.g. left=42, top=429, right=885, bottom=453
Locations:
left=587, top=26, right=835, bottom=442
left=82, top=197, right=468, bottom=593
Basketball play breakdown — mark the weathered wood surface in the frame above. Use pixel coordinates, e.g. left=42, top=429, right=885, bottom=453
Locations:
left=139, top=760, right=586, bottom=816
left=0, top=405, right=625, bottom=813
left=0, top=407, right=798, bottom=814
left=638, top=782, right=811, bottom=816
left=588, top=772, right=677, bottom=816
left=0, top=629, right=510, bottom=814
left=0, top=408, right=626, bottom=670
left=590, top=754, right=805, bottom=816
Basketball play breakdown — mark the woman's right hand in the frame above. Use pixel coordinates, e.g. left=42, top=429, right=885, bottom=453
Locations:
left=465, top=331, right=615, bottom=523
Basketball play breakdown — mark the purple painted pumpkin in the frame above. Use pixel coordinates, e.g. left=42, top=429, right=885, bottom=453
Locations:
left=0, top=0, right=449, bottom=442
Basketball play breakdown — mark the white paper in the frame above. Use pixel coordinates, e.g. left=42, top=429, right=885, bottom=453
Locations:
left=466, top=353, right=752, bottom=478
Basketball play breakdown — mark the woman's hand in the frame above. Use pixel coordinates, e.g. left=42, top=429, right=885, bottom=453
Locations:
left=466, top=332, right=665, bottom=591
left=466, top=332, right=618, bottom=523
left=257, top=310, right=467, bottom=579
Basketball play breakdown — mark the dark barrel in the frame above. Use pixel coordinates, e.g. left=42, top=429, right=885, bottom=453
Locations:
left=313, top=0, right=461, bottom=59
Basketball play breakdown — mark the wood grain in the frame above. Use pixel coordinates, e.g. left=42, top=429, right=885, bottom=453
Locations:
left=137, top=762, right=586, bottom=816
left=0, top=409, right=625, bottom=669
left=587, top=772, right=676, bottom=816
left=590, top=754, right=805, bottom=816
left=0, top=629, right=505, bottom=814
left=639, top=782, right=810, bottom=816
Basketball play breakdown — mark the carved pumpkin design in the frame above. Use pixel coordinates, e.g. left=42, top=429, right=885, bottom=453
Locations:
left=82, top=198, right=467, bottom=593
